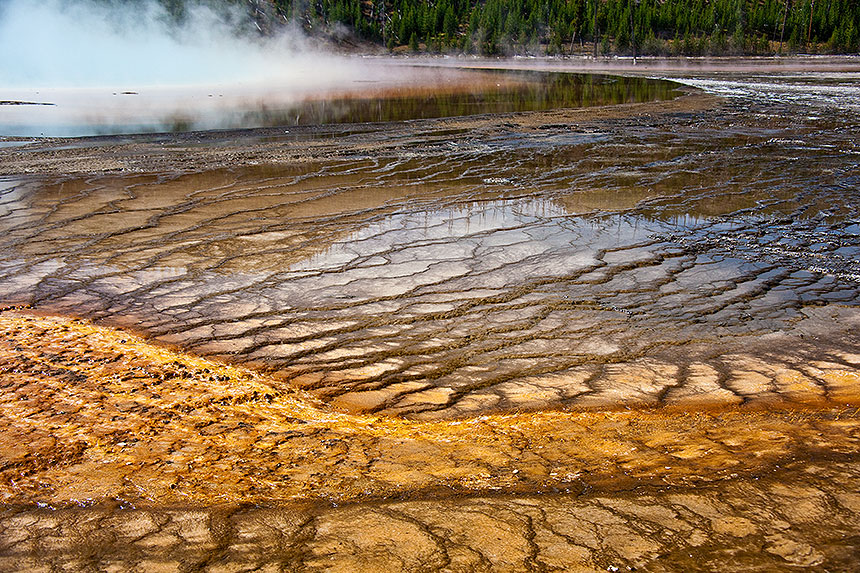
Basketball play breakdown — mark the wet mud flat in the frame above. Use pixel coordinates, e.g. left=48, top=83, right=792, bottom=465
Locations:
left=1, top=60, right=860, bottom=570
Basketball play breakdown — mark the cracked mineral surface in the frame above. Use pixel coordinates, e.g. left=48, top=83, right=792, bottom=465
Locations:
left=1, top=60, right=860, bottom=571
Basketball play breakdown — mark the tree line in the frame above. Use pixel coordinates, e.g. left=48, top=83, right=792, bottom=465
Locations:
left=272, top=0, right=860, bottom=55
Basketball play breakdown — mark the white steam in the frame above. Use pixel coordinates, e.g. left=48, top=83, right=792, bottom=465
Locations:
left=0, top=0, right=310, bottom=87
left=0, top=0, right=429, bottom=136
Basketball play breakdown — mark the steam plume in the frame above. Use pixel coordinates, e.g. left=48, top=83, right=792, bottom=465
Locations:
left=0, top=0, right=323, bottom=88
left=0, top=0, right=416, bottom=135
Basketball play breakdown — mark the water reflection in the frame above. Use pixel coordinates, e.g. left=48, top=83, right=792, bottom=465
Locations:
left=0, top=69, right=680, bottom=137
left=0, top=67, right=858, bottom=419
left=241, top=72, right=679, bottom=128
left=4, top=180, right=855, bottom=418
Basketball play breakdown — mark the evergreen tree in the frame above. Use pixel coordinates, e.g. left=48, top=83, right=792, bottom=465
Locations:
left=271, top=0, right=860, bottom=56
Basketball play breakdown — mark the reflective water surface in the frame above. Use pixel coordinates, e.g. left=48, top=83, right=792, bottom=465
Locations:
left=1, top=68, right=858, bottom=419
left=0, top=68, right=678, bottom=137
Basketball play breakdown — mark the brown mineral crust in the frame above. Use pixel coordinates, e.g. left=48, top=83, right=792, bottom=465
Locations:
left=1, top=311, right=859, bottom=509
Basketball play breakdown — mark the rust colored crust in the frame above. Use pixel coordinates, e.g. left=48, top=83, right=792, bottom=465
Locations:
left=1, top=311, right=859, bottom=507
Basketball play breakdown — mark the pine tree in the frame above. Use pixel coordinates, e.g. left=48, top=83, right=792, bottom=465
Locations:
left=271, top=0, right=859, bottom=56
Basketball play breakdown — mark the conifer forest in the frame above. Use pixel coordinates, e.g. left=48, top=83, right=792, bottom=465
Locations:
left=270, top=0, right=859, bottom=56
